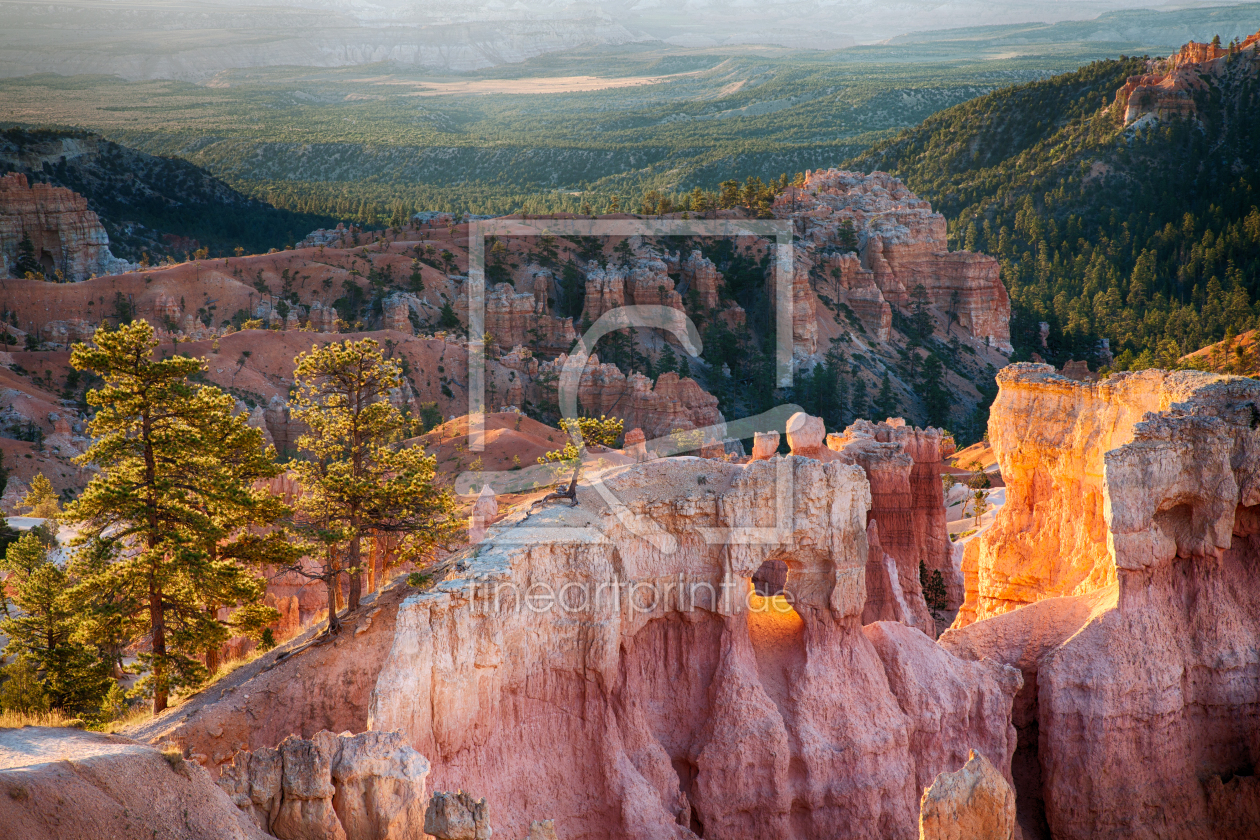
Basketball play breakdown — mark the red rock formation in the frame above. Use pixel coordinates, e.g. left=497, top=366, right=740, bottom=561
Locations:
left=37, top=317, right=94, bottom=347
left=787, top=253, right=821, bottom=357
left=622, top=427, right=650, bottom=462
left=1115, top=31, right=1259, bottom=125
left=750, top=430, right=779, bottom=460
left=483, top=282, right=576, bottom=350
left=785, top=410, right=830, bottom=459
left=942, top=363, right=1260, bottom=840
left=951, top=366, right=1174, bottom=626
left=538, top=355, right=722, bottom=440
left=917, top=750, right=1016, bottom=840
left=627, top=257, right=684, bottom=310
left=308, top=300, right=338, bottom=332
left=0, top=727, right=270, bottom=840
left=776, top=170, right=1011, bottom=353
left=829, top=418, right=956, bottom=633
left=369, top=456, right=1021, bottom=840
left=817, top=250, right=892, bottom=341
left=580, top=261, right=627, bottom=322
left=681, top=250, right=721, bottom=310
left=218, top=729, right=429, bottom=840
left=425, top=790, right=493, bottom=840
left=383, top=296, right=413, bottom=334
left=0, top=172, right=123, bottom=281
left=861, top=519, right=916, bottom=626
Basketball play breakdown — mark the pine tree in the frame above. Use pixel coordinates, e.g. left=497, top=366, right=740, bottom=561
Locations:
left=2, top=532, right=110, bottom=714
left=919, top=352, right=952, bottom=428
left=183, top=388, right=295, bottom=674
left=910, top=284, right=933, bottom=339
left=874, top=373, right=898, bottom=420
left=918, top=560, right=949, bottom=623
left=14, top=233, right=40, bottom=278
left=65, top=320, right=282, bottom=713
left=657, top=343, right=678, bottom=377
left=19, top=473, right=61, bottom=520
left=851, top=373, right=868, bottom=421
left=0, top=658, right=49, bottom=715
left=289, top=339, right=460, bottom=629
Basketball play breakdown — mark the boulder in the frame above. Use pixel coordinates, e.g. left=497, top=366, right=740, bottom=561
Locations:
left=424, top=791, right=492, bottom=840
left=785, top=411, right=825, bottom=455
left=918, top=749, right=1016, bottom=840
left=751, top=430, right=779, bottom=460
left=219, top=730, right=429, bottom=840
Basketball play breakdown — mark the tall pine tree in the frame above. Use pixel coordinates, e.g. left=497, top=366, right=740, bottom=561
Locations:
left=874, top=372, right=898, bottom=421
left=66, top=321, right=283, bottom=713
left=289, top=339, right=459, bottom=629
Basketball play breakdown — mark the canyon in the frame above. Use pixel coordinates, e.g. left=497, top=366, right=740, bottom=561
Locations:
left=98, top=362, right=1257, bottom=840
left=943, top=364, right=1260, bottom=839
left=1, top=146, right=1257, bottom=840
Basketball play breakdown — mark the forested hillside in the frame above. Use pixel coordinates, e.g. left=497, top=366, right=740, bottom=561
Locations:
left=0, top=126, right=337, bottom=260
left=847, top=46, right=1260, bottom=370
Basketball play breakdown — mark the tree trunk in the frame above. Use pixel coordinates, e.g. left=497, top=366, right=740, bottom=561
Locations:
left=150, top=573, right=167, bottom=714
left=205, top=598, right=222, bottom=673
left=347, top=533, right=362, bottom=612
left=325, top=572, right=342, bottom=633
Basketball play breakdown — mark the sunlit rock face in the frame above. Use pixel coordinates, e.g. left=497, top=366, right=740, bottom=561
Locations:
left=1115, top=31, right=1260, bottom=125
left=369, top=455, right=1020, bottom=840
left=0, top=172, right=123, bottom=281
left=943, top=363, right=1260, bottom=840
left=954, top=365, right=1195, bottom=626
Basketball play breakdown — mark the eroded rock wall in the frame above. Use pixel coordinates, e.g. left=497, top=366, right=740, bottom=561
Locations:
left=536, top=354, right=723, bottom=439
left=368, top=455, right=1020, bottom=840
left=942, top=364, right=1260, bottom=840
left=775, top=169, right=1011, bottom=353
left=218, top=729, right=429, bottom=840
left=0, top=172, right=121, bottom=280
left=829, top=418, right=956, bottom=632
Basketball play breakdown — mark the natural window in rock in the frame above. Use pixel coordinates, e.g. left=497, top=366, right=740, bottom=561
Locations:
left=752, top=558, right=788, bottom=596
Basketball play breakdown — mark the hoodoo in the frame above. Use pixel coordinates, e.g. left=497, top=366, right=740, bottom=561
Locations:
left=369, top=455, right=1021, bottom=839
left=943, top=364, right=1260, bottom=839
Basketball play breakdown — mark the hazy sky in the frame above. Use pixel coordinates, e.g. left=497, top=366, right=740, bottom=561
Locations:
left=36, top=0, right=1243, bottom=43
